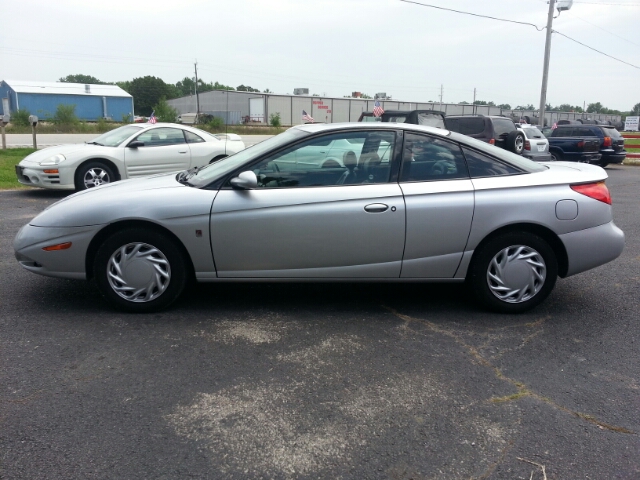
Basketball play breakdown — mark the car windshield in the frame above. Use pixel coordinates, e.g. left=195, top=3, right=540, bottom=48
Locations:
left=188, top=128, right=311, bottom=187
left=90, top=125, right=144, bottom=146
left=522, top=127, right=544, bottom=139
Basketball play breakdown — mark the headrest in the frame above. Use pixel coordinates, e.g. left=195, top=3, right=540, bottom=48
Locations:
left=343, top=151, right=357, bottom=168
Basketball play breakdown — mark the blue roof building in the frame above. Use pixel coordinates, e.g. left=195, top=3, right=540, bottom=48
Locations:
left=0, top=80, right=134, bottom=121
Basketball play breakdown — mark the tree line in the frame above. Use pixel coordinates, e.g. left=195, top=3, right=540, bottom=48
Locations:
left=58, top=74, right=638, bottom=118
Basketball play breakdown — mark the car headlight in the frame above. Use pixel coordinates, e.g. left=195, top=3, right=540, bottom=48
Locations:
left=39, top=154, right=66, bottom=166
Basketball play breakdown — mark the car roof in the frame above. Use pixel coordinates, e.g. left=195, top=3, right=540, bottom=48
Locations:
left=293, top=121, right=451, bottom=138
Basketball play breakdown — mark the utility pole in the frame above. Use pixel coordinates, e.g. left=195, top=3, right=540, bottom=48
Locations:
left=194, top=61, right=200, bottom=120
left=473, top=88, right=476, bottom=115
left=538, top=0, right=555, bottom=128
left=439, top=84, right=443, bottom=112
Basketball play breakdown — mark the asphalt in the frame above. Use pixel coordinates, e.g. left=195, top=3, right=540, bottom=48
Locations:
left=1, top=166, right=638, bottom=479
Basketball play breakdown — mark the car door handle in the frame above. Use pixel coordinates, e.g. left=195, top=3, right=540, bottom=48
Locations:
left=178, top=151, right=188, bottom=154
left=364, top=203, right=389, bottom=213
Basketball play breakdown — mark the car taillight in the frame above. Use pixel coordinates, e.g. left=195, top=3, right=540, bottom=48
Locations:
left=603, top=136, right=612, bottom=147
left=571, top=181, right=611, bottom=205
left=489, top=138, right=495, bottom=145
left=524, top=140, right=531, bottom=151
left=577, top=140, right=584, bottom=148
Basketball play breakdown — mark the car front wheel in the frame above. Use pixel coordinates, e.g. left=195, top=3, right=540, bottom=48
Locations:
left=93, top=228, right=189, bottom=312
left=76, top=161, right=115, bottom=190
left=469, top=232, right=558, bottom=313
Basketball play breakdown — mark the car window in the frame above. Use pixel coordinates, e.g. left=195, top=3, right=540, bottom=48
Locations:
left=521, top=127, right=543, bottom=139
left=184, top=130, right=205, bottom=143
left=250, top=131, right=396, bottom=188
left=554, top=128, right=572, bottom=137
left=445, top=117, right=486, bottom=135
left=135, top=127, right=186, bottom=147
left=461, top=147, right=522, bottom=178
left=603, top=127, right=622, bottom=139
left=400, top=133, right=469, bottom=182
left=386, top=115, right=407, bottom=123
left=91, top=125, right=144, bottom=147
left=492, top=119, right=516, bottom=136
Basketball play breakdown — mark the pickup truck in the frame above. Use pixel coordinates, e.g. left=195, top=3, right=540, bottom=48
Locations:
left=547, top=134, right=602, bottom=164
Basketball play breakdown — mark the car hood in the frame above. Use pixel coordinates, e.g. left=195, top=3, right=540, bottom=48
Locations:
left=19, top=144, right=112, bottom=164
left=29, top=173, right=216, bottom=228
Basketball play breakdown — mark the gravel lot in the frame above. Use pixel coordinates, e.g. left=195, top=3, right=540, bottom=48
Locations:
left=1, top=166, right=638, bottom=479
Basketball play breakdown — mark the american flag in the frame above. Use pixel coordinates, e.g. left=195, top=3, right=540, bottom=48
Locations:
left=373, top=101, right=384, bottom=117
left=302, top=110, right=314, bottom=123
left=148, top=111, right=157, bottom=124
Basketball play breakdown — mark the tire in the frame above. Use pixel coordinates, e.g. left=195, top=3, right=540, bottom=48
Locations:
left=468, top=232, right=558, bottom=313
left=507, top=131, right=525, bottom=155
left=549, top=151, right=561, bottom=161
left=76, top=161, right=116, bottom=191
left=93, top=228, right=189, bottom=313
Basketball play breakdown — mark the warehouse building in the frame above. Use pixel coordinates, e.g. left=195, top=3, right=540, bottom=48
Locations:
left=0, top=80, right=134, bottom=121
left=167, top=89, right=621, bottom=127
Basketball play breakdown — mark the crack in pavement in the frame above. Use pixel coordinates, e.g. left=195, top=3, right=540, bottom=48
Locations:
left=382, top=306, right=635, bottom=436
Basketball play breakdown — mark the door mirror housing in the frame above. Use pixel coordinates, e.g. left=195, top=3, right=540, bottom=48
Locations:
left=128, top=141, right=144, bottom=148
left=230, top=170, right=258, bottom=190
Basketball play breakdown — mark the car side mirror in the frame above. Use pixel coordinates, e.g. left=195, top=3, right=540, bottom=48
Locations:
left=230, top=171, right=258, bottom=190
left=128, top=141, right=144, bottom=148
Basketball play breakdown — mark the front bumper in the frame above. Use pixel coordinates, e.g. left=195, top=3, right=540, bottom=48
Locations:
left=16, top=164, right=76, bottom=190
left=559, top=221, right=625, bottom=277
left=14, top=223, right=103, bottom=279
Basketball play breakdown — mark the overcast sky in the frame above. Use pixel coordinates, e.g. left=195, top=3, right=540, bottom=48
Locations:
left=2, top=0, right=638, bottom=111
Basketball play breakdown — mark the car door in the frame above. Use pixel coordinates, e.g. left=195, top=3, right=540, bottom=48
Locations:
left=123, top=127, right=191, bottom=177
left=398, top=133, right=475, bottom=278
left=210, top=130, right=406, bottom=278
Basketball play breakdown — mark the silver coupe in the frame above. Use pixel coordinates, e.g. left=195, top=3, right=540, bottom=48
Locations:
left=14, top=123, right=625, bottom=313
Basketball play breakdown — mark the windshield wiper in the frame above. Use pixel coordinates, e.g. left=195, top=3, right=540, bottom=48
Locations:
left=176, top=166, right=200, bottom=185
left=86, top=141, right=104, bottom=146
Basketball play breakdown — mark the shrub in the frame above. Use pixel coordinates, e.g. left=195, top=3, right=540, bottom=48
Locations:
left=153, top=97, right=178, bottom=123
left=121, top=113, right=132, bottom=124
left=208, top=117, right=225, bottom=131
left=269, top=112, right=281, bottom=128
left=52, top=104, right=79, bottom=126
left=11, top=108, right=31, bottom=127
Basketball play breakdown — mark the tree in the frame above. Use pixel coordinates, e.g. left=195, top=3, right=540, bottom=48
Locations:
left=631, top=102, right=640, bottom=115
left=515, top=104, right=535, bottom=110
left=153, top=97, right=178, bottom=122
left=360, top=93, right=372, bottom=99
left=237, top=85, right=260, bottom=92
left=459, top=101, right=470, bottom=104
left=59, top=74, right=106, bottom=84
left=123, top=76, right=174, bottom=116
left=263, top=88, right=272, bottom=93
left=497, top=104, right=511, bottom=110
left=587, top=102, right=603, bottom=113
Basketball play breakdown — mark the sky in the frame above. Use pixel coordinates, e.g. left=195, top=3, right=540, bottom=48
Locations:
left=2, top=0, right=639, bottom=111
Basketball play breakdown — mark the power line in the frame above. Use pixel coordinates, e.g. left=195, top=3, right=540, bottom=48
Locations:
left=398, top=0, right=546, bottom=30
left=553, top=30, right=640, bottom=69
left=571, top=13, right=640, bottom=47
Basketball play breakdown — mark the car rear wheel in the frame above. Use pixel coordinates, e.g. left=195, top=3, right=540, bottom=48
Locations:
left=549, top=152, right=561, bottom=161
left=76, top=161, right=115, bottom=191
left=507, top=131, right=525, bottom=155
left=94, top=228, right=189, bottom=312
left=469, top=232, right=558, bottom=313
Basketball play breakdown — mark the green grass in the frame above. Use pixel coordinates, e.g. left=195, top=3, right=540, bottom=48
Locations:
left=0, top=148, right=37, bottom=189
left=625, top=138, right=640, bottom=151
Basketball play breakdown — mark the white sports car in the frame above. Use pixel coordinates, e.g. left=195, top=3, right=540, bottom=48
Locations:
left=15, top=123, right=245, bottom=191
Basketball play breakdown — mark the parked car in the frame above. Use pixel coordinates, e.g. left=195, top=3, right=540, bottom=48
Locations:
left=547, top=132, right=602, bottom=164
left=15, top=123, right=245, bottom=191
left=444, top=115, right=526, bottom=155
left=14, top=123, right=624, bottom=314
left=515, top=124, right=551, bottom=161
left=358, top=110, right=445, bottom=129
left=548, top=124, right=626, bottom=167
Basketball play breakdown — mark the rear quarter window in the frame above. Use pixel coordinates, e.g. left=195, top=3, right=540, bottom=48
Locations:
left=492, top=119, right=516, bottom=136
left=446, top=117, right=486, bottom=135
left=462, top=147, right=522, bottom=178
left=603, top=127, right=622, bottom=139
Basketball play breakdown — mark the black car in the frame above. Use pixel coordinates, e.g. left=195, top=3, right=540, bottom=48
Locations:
left=444, top=115, right=525, bottom=155
left=548, top=125, right=626, bottom=167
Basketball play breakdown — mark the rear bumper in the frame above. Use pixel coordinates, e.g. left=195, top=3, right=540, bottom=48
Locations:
left=559, top=221, right=625, bottom=277
left=523, top=152, right=552, bottom=162
left=600, top=151, right=626, bottom=164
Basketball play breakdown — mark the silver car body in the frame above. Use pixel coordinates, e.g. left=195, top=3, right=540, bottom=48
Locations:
left=16, top=123, right=245, bottom=190
left=14, top=123, right=624, bottom=307
left=518, top=125, right=551, bottom=161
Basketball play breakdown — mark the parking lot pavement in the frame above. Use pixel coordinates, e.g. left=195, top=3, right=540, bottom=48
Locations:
left=1, top=166, right=639, bottom=479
